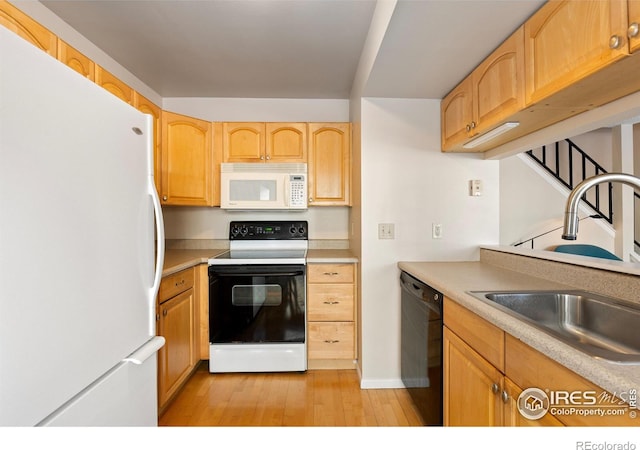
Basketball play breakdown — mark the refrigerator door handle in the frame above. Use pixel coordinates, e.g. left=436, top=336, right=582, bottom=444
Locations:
left=150, top=185, right=165, bottom=300
left=123, top=336, right=165, bottom=365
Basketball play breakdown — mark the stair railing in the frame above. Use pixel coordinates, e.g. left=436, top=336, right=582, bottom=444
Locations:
left=526, top=139, right=613, bottom=223
left=526, top=139, right=640, bottom=249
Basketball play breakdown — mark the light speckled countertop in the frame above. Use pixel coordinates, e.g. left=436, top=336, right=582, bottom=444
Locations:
left=162, top=249, right=226, bottom=276
left=398, top=260, right=640, bottom=397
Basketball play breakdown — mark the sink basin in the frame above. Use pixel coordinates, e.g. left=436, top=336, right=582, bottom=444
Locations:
left=467, top=290, right=640, bottom=364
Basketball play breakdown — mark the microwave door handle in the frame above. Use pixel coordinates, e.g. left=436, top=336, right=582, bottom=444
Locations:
left=284, top=179, right=290, bottom=207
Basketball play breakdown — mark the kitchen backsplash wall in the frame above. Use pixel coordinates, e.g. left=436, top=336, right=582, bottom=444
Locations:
left=162, top=206, right=351, bottom=250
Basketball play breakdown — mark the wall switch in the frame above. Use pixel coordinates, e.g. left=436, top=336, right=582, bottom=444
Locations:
left=469, top=179, right=483, bottom=196
left=378, top=223, right=395, bottom=239
left=432, top=223, right=443, bottom=239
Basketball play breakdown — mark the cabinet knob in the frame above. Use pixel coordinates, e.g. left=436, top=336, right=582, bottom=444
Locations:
left=260, top=155, right=265, bottom=160
left=491, top=383, right=500, bottom=394
left=501, top=390, right=510, bottom=404
left=629, top=22, right=639, bottom=39
left=609, top=34, right=623, bottom=49
left=266, top=155, right=271, bottom=160
left=309, top=197, right=314, bottom=202
left=162, top=195, right=168, bottom=201
left=163, top=309, right=168, bottom=317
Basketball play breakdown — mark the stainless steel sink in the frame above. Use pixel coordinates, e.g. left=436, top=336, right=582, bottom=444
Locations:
left=467, top=290, right=640, bottom=364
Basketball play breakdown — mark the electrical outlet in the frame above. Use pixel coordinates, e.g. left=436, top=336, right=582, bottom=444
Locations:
left=432, top=223, right=443, bottom=239
left=378, top=223, right=395, bottom=239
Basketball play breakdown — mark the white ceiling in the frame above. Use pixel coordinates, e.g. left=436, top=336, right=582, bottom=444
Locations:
left=40, top=0, right=546, bottom=99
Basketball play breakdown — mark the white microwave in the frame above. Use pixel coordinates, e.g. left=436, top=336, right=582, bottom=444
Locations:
left=220, top=163, right=308, bottom=210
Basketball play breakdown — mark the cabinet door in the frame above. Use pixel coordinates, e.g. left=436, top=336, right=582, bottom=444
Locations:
left=95, top=66, right=134, bottom=105
left=223, top=122, right=265, bottom=162
left=161, top=111, right=213, bottom=206
left=266, top=123, right=307, bottom=162
left=524, top=0, right=629, bottom=106
left=472, top=26, right=525, bottom=136
left=134, top=93, right=162, bottom=196
left=440, top=76, right=474, bottom=150
left=308, top=123, right=351, bottom=206
left=443, top=327, right=503, bottom=426
left=630, top=0, right=640, bottom=53
left=0, top=1, right=57, bottom=57
left=157, top=288, right=196, bottom=409
left=57, top=40, right=94, bottom=81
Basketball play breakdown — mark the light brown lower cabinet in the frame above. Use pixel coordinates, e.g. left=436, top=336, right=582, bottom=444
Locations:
left=444, top=296, right=636, bottom=426
left=157, top=268, right=198, bottom=411
left=306, top=263, right=357, bottom=369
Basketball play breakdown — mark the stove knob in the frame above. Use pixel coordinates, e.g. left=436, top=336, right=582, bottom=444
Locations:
left=230, top=226, right=240, bottom=237
left=240, top=226, right=248, bottom=236
left=298, top=226, right=306, bottom=235
left=289, top=226, right=297, bottom=235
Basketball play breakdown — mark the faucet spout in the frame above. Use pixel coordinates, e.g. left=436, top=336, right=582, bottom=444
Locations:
left=562, top=173, right=640, bottom=240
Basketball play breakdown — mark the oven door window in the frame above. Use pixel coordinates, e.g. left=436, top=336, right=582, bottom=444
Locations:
left=209, top=265, right=305, bottom=344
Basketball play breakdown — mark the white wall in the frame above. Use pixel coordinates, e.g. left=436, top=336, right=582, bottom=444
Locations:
left=358, top=98, right=499, bottom=388
left=499, top=154, right=615, bottom=251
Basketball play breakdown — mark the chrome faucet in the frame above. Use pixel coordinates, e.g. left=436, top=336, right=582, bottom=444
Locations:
left=562, top=172, right=640, bottom=240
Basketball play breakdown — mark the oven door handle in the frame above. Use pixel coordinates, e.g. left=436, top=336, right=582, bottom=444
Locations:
left=210, top=270, right=305, bottom=277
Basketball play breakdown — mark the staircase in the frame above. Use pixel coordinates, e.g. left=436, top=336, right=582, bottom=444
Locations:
left=525, top=139, right=640, bottom=250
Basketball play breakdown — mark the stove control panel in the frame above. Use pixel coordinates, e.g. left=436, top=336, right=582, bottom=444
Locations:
left=229, top=221, right=308, bottom=240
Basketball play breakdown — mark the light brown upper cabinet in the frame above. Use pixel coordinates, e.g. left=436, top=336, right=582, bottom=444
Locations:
left=0, top=0, right=57, bottom=56
left=161, top=111, right=213, bottom=206
left=134, top=93, right=162, bottom=196
left=524, top=0, right=630, bottom=107
left=629, top=0, right=640, bottom=53
left=95, top=65, right=134, bottom=105
left=441, top=27, right=525, bottom=151
left=473, top=27, right=525, bottom=137
left=308, top=123, right=351, bottom=206
left=222, top=122, right=307, bottom=163
left=57, top=40, right=94, bottom=81
left=441, top=76, right=474, bottom=150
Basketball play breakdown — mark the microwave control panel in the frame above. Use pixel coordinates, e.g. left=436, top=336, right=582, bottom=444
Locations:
left=289, top=175, right=306, bottom=207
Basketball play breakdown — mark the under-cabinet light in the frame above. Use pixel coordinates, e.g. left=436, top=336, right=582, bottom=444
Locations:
left=462, top=121, right=520, bottom=149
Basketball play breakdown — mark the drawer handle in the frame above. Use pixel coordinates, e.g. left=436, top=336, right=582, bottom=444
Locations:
left=324, top=340, right=340, bottom=344
left=323, top=301, right=340, bottom=305
left=175, top=279, right=185, bottom=287
left=323, top=272, right=340, bottom=276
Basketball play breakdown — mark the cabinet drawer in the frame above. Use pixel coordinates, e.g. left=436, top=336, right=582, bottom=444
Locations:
left=307, top=284, right=354, bottom=321
left=308, top=322, right=355, bottom=360
left=307, top=264, right=354, bottom=283
left=159, top=268, right=194, bottom=303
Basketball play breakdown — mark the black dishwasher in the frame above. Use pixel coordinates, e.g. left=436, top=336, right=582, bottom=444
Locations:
left=400, top=271, right=443, bottom=425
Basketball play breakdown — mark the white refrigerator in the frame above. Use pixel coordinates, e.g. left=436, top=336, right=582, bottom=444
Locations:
left=0, top=27, right=165, bottom=426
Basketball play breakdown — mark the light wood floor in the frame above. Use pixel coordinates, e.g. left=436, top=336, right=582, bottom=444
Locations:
left=159, top=363, right=426, bottom=427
